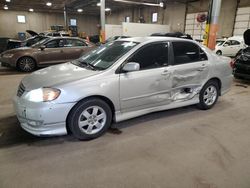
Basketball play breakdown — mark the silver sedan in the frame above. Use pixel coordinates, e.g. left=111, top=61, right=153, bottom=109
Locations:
left=13, top=37, right=233, bottom=140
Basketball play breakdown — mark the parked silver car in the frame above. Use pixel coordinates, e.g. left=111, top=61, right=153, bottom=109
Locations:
left=13, top=37, right=233, bottom=140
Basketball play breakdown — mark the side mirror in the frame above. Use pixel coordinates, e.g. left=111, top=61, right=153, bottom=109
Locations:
left=122, top=62, right=140, bottom=72
left=223, top=43, right=229, bottom=47
left=40, top=45, right=46, bottom=50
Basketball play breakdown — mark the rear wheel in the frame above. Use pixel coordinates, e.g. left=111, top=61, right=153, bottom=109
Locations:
left=67, top=98, right=112, bottom=140
left=17, top=57, right=36, bottom=72
left=198, top=81, right=219, bottom=110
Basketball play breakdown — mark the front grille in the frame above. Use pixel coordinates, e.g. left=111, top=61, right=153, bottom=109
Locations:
left=17, top=83, right=25, bottom=97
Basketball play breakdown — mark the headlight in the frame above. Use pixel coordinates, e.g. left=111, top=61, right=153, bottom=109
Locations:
left=3, top=54, right=14, bottom=58
left=25, top=88, right=61, bottom=102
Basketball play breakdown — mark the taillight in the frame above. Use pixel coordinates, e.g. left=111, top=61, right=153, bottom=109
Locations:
left=230, top=60, right=236, bottom=68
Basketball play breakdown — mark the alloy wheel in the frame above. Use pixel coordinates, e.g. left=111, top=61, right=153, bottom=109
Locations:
left=78, top=106, right=107, bottom=135
left=203, top=85, right=218, bottom=106
left=18, top=57, right=35, bottom=72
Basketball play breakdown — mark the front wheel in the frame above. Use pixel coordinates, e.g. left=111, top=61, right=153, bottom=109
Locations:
left=216, top=50, right=222, bottom=56
left=197, top=81, right=219, bottom=110
left=67, top=98, right=112, bottom=140
left=17, top=57, right=36, bottom=72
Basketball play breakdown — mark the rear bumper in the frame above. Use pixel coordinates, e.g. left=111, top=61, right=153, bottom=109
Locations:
left=234, top=72, right=250, bottom=79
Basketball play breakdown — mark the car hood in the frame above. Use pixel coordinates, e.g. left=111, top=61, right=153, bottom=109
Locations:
left=22, top=63, right=99, bottom=90
left=1, top=47, right=33, bottom=54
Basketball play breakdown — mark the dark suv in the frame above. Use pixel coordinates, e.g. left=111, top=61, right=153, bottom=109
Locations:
left=233, top=29, right=250, bottom=79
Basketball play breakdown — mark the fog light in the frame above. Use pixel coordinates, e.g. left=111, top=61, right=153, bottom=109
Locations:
left=28, top=120, right=43, bottom=127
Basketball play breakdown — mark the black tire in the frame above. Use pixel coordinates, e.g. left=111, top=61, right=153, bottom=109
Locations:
left=17, top=57, right=36, bottom=72
left=67, top=98, right=112, bottom=140
left=197, top=80, right=219, bottom=110
left=216, top=50, right=222, bottom=56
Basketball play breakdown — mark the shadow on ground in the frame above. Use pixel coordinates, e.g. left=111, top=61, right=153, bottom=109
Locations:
left=0, top=105, right=198, bottom=149
left=234, top=78, right=250, bottom=86
left=0, top=67, right=27, bottom=76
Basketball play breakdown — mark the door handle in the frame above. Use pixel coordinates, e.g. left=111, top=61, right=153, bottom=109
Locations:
left=161, top=69, right=170, bottom=75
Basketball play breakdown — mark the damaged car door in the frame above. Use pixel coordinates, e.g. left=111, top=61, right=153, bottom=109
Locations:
left=168, top=41, right=209, bottom=101
left=119, top=42, right=171, bottom=112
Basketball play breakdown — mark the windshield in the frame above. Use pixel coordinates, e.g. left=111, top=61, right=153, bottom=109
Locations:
left=216, top=40, right=225, bottom=46
left=72, top=41, right=139, bottom=70
left=31, top=37, right=51, bottom=47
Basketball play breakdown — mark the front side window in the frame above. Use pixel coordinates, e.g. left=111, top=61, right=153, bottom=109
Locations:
left=45, top=39, right=64, bottom=48
left=172, top=41, right=207, bottom=65
left=32, top=38, right=50, bottom=47
left=127, top=43, right=168, bottom=70
left=72, top=41, right=138, bottom=70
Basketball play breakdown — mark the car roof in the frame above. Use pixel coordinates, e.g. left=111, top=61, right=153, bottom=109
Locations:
left=48, top=37, right=83, bottom=40
left=118, top=36, right=193, bottom=44
left=227, top=36, right=244, bottom=41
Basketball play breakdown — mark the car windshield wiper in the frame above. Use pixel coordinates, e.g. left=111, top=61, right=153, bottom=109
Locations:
left=80, top=60, right=106, bottom=71
left=74, top=60, right=96, bottom=70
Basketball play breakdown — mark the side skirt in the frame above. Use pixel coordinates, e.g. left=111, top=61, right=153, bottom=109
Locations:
left=115, top=96, right=199, bottom=122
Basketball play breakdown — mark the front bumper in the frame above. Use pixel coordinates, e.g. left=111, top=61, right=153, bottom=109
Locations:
left=0, top=57, right=16, bottom=67
left=13, top=96, right=76, bottom=136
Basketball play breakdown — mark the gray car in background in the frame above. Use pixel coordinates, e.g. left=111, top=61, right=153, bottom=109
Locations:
left=13, top=37, right=233, bottom=140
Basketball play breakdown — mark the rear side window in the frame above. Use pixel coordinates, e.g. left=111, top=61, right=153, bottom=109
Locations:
left=64, top=39, right=87, bottom=47
left=231, top=40, right=240, bottom=45
left=172, top=41, right=207, bottom=65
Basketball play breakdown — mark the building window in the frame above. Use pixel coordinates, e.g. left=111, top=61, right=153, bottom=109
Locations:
left=125, top=16, right=130, bottom=23
left=70, top=19, right=77, bottom=26
left=17, top=15, right=26, bottom=23
left=152, top=13, right=158, bottom=23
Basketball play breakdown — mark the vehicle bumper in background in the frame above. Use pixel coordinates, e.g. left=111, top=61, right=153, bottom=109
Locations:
left=234, top=72, right=250, bottom=80
left=13, top=96, right=76, bottom=136
left=0, top=57, right=16, bottom=67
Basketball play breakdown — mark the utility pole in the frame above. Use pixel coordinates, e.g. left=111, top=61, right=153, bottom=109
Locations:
left=203, top=0, right=222, bottom=50
left=100, top=0, right=105, bottom=42
left=64, top=6, right=68, bottom=30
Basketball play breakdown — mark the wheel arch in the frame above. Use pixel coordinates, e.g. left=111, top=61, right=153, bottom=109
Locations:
left=216, top=50, right=222, bottom=55
left=16, top=56, right=37, bottom=68
left=66, top=95, right=116, bottom=133
left=204, top=77, right=222, bottom=95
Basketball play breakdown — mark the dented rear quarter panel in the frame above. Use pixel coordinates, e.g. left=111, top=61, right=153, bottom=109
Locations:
left=203, top=47, right=233, bottom=94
